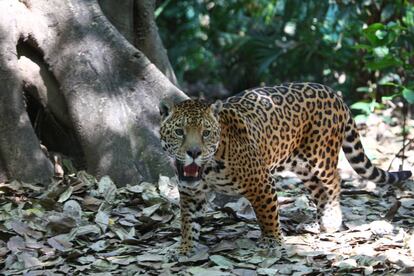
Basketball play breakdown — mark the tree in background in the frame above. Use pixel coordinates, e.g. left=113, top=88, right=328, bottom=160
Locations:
left=0, top=0, right=187, bottom=185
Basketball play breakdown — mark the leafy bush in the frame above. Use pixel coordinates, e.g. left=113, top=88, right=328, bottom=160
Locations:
left=157, top=0, right=414, bottom=108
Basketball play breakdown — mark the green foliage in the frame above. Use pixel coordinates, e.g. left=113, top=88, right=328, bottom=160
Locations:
left=157, top=0, right=414, bottom=108
left=356, top=5, right=414, bottom=109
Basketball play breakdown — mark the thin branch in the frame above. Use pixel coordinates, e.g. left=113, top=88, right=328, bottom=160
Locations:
left=387, top=138, right=414, bottom=172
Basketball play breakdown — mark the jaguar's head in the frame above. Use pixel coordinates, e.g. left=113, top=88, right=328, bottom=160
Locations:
left=159, top=99, right=222, bottom=182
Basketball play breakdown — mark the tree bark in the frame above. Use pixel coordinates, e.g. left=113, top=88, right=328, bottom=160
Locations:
left=0, top=0, right=187, bottom=185
left=99, top=0, right=178, bottom=85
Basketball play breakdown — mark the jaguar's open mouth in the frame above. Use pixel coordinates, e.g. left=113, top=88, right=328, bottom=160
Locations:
left=175, top=161, right=204, bottom=182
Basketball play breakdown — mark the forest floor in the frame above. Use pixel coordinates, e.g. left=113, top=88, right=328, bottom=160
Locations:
left=0, top=111, right=413, bottom=275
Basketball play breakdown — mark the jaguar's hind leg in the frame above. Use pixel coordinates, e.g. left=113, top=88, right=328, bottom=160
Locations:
left=286, top=156, right=343, bottom=232
left=303, top=171, right=342, bottom=232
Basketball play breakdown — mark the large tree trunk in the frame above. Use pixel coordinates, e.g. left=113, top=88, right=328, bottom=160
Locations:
left=0, top=0, right=187, bottom=185
left=99, top=0, right=178, bottom=85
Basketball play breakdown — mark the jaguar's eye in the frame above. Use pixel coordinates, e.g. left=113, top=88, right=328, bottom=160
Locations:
left=175, top=129, right=184, bottom=136
left=202, top=130, right=211, bottom=137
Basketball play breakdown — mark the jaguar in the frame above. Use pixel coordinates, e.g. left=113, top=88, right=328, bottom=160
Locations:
left=159, top=82, right=412, bottom=255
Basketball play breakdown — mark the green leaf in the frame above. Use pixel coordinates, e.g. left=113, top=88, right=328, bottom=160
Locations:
left=365, top=56, right=402, bottom=70
left=380, top=82, right=400, bottom=87
left=402, top=88, right=414, bottom=103
left=365, top=23, right=385, bottom=32
left=378, top=73, right=401, bottom=85
left=356, top=86, right=370, bottom=93
left=403, top=6, right=414, bottom=27
left=353, top=44, right=373, bottom=50
left=375, top=29, right=387, bottom=40
left=350, top=102, right=371, bottom=114
left=381, top=95, right=396, bottom=101
left=373, top=46, right=389, bottom=58
left=154, top=0, right=172, bottom=18
left=363, top=23, right=385, bottom=45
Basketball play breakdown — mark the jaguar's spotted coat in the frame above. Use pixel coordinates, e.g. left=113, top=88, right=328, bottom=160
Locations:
left=159, top=82, right=412, bottom=254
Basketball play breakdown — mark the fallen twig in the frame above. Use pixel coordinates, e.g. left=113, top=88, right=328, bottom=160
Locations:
left=341, top=189, right=379, bottom=196
left=383, top=200, right=401, bottom=222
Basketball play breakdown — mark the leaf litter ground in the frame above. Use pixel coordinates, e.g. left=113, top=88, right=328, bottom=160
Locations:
left=0, top=113, right=413, bottom=275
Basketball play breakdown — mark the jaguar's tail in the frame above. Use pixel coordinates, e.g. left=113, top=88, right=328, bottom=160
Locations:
left=342, top=117, right=412, bottom=184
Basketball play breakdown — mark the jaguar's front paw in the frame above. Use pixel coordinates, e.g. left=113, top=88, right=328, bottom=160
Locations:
left=172, top=241, right=209, bottom=262
left=179, top=243, right=194, bottom=256
left=258, top=235, right=283, bottom=249
left=166, top=242, right=194, bottom=262
left=257, top=235, right=285, bottom=256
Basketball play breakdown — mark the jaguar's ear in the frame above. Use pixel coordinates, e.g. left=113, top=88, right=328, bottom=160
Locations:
left=159, top=99, right=174, bottom=120
left=210, top=100, right=223, bottom=118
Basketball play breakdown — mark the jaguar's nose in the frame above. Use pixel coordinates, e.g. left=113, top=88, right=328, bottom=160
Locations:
left=187, top=147, right=202, bottom=159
